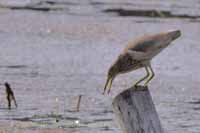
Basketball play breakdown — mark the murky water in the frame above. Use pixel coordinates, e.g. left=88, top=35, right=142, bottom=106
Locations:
left=0, top=0, right=200, bottom=133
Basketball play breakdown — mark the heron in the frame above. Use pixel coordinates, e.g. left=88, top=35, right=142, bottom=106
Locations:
left=103, top=30, right=181, bottom=94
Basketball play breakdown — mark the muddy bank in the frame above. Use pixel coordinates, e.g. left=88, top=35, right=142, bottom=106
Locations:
left=0, top=0, right=200, bottom=18
left=103, top=8, right=200, bottom=19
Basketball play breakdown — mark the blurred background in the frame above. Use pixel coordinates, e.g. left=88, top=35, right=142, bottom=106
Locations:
left=0, top=0, right=200, bottom=133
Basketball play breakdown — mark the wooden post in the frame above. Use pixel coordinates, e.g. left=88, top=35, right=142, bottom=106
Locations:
left=112, top=86, right=164, bottom=133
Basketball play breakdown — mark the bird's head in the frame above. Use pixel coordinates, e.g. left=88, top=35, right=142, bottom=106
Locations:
left=166, top=30, right=181, bottom=41
left=103, top=62, right=119, bottom=94
left=157, top=30, right=181, bottom=44
left=152, top=30, right=181, bottom=52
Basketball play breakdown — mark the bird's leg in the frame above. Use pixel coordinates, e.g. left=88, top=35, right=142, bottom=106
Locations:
left=144, top=65, right=155, bottom=86
left=134, top=66, right=150, bottom=87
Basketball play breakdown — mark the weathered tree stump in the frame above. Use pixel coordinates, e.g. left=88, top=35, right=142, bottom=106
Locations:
left=112, top=86, right=164, bottom=133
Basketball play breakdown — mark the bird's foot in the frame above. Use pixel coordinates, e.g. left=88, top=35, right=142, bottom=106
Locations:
left=143, top=85, right=148, bottom=90
left=133, top=83, right=141, bottom=87
left=133, top=84, right=140, bottom=90
left=143, top=83, right=149, bottom=88
left=133, top=84, right=148, bottom=91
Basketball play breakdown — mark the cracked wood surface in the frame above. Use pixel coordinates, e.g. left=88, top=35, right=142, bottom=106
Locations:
left=113, top=86, right=164, bottom=133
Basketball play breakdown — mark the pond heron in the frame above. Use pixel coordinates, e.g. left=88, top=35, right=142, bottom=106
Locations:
left=103, top=30, right=181, bottom=94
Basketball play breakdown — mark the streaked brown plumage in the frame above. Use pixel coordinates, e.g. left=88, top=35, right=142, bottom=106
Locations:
left=103, top=30, right=181, bottom=94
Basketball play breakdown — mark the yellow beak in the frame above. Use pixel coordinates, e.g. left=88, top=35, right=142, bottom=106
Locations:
left=102, top=76, right=114, bottom=95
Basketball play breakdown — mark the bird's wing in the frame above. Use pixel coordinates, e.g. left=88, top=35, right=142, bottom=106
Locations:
left=125, top=34, right=157, bottom=52
left=127, top=50, right=152, bottom=60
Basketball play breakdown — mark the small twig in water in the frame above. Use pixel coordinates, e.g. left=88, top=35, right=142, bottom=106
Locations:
left=76, top=95, right=82, bottom=112
left=4, top=82, right=17, bottom=109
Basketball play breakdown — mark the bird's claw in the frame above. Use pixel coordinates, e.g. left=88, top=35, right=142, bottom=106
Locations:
left=143, top=84, right=148, bottom=87
left=133, top=84, right=139, bottom=88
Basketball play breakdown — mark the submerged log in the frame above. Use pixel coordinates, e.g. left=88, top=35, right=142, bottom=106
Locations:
left=112, top=86, right=164, bottom=133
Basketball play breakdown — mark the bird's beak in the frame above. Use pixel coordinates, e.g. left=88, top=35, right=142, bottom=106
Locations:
left=102, top=76, right=114, bottom=95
